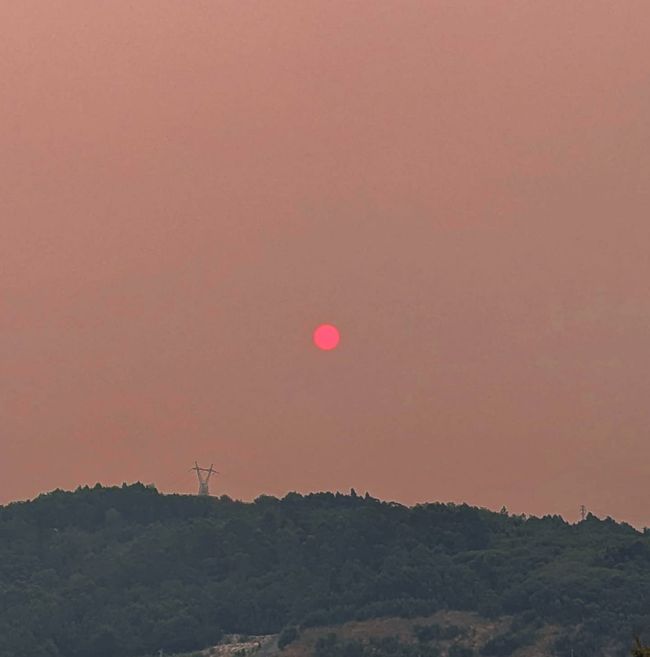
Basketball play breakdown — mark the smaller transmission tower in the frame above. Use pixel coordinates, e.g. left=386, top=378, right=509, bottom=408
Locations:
left=580, top=504, right=587, bottom=521
left=192, top=462, right=217, bottom=496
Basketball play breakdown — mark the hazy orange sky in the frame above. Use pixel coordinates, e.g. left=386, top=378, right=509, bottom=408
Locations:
left=2, top=2, right=650, bottom=525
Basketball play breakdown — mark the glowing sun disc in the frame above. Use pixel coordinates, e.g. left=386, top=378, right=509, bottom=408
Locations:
left=313, top=324, right=340, bottom=350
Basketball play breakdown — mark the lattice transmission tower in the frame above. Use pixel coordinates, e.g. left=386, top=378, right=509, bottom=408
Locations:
left=192, top=462, right=217, bottom=496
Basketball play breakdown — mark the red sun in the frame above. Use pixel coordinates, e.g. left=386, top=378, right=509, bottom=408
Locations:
left=313, top=324, right=340, bottom=350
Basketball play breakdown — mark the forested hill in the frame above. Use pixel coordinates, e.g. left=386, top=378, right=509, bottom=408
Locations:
left=2, top=484, right=650, bottom=657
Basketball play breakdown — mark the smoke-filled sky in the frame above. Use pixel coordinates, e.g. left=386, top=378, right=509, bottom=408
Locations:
left=2, top=2, right=650, bottom=525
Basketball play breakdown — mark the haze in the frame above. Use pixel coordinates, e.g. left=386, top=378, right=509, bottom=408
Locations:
left=2, top=2, right=650, bottom=526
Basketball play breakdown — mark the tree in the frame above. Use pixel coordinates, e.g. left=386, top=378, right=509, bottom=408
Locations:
left=632, top=637, right=650, bottom=657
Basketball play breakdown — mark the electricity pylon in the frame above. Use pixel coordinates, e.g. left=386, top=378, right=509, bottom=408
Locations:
left=192, top=462, right=217, bottom=496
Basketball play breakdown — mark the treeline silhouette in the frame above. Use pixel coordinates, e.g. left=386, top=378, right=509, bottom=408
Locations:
left=1, top=483, right=650, bottom=657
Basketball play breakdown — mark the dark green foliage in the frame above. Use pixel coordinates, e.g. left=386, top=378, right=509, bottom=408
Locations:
left=278, top=626, right=299, bottom=650
left=448, top=645, right=474, bottom=657
left=1, top=484, right=650, bottom=656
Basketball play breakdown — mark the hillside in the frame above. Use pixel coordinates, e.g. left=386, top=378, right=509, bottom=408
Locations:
left=1, top=484, right=649, bottom=657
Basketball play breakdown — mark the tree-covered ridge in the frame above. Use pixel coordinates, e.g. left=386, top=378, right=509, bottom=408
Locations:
left=1, top=483, right=649, bottom=657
